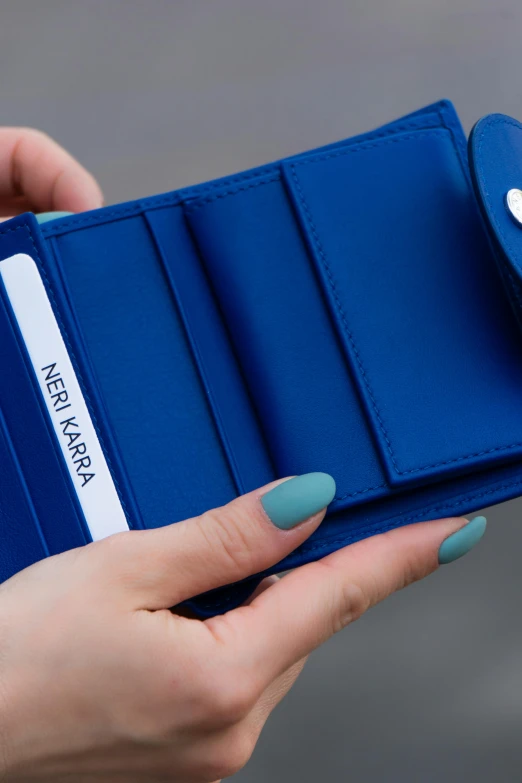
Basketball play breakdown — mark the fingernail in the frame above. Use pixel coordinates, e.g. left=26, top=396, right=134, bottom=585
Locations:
left=261, top=472, right=336, bottom=530
left=438, top=516, right=487, bottom=565
left=35, top=211, right=74, bottom=225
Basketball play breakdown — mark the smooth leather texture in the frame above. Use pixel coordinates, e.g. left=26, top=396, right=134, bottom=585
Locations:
left=2, top=99, right=522, bottom=615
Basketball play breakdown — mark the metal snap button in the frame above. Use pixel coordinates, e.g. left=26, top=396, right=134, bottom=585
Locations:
left=506, top=188, right=522, bottom=226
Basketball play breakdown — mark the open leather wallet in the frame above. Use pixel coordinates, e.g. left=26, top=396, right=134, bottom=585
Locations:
left=0, top=99, right=520, bottom=614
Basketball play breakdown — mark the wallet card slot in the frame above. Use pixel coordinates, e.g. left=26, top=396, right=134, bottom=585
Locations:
left=143, top=206, right=274, bottom=495
left=0, top=271, right=89, bottom=557
left=284, top=124, right=522, bottom=486
left=185, top=176, right=389, bottom=508
left=52, top=215, right=248, bottom=527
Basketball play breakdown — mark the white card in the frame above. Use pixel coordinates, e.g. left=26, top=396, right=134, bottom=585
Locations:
left=0, top=253, right=129, bottom=541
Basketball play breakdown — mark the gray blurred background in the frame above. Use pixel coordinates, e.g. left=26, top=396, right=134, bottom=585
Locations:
left=1, top=2, right=521, bottom=780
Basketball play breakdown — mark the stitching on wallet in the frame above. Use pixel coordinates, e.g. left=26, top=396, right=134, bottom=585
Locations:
left=298, top=478, right=522, bottom=559
left=40, top=117, right=439, bottom=239
left=41, top=202, right=150, bottom=232
left=287, top=129, right=447, bottom=170
left=334, top=482, right=387, bottom=501
left=0, top=223, right=133, bottom=526
left=306, top=476, right=522, bottom=552
left=437, top=104, right=470, bottom=185
left=184, top=175, right=280, bottom=213
left=200, top=474, right=522, bottom=609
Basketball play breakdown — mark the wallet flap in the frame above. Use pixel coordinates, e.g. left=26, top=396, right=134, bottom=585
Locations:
left=283, top=124, right=522, bottom=486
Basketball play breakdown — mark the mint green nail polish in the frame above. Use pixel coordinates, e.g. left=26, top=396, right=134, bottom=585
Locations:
left=35, top=211, right=73, bottom=225
left=261, top=472, right=336, bottom=530
left=438, top=516, right=487, bottom=565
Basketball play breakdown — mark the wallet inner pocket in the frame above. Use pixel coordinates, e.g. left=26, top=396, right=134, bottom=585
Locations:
left=284, top=126, right=522, bottom=486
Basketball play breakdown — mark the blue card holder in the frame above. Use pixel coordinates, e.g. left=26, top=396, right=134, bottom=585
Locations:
left=3, top=99, right=522, bottom=615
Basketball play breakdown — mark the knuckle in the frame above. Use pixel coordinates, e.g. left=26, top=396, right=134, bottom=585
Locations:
left=202, top=671, right=258, bottom=726
left=96, top=529, right=142, bottom=564
left=90, top=530, right=151, bottom=585
left=9, top=128, right=52, bottom=191
left=336, top=580, right=370, bottom=631
left=197, top=506, right=258, bottom=578
left=401, top=548, right=432, bottom=588
left=317, top=560, right=370, bottom=634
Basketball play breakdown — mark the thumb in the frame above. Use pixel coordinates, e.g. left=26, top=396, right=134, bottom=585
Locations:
left=110, top=473, right=336, bottom=610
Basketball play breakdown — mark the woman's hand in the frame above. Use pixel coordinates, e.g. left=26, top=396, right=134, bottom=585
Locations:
left=0, top=473, right=486, bottom=783
left=0, top=126, right=103, bottom=219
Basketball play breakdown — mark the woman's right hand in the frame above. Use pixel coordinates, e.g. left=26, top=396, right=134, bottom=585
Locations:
left=0, top=473, right=486, bottom=783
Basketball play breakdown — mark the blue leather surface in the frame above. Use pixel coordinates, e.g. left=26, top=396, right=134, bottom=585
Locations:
left=3, top=100, right=522, bottom=616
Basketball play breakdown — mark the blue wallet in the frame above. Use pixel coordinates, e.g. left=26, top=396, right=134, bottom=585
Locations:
left=1, top=99, right=522, bottom=615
